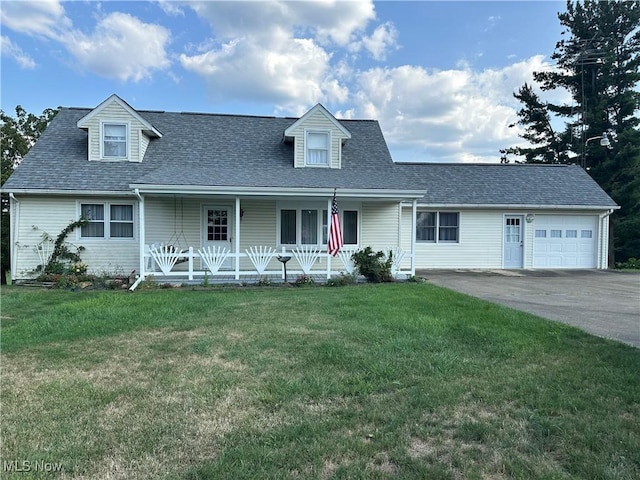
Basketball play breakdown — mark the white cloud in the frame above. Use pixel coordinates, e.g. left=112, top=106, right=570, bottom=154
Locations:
left=0, top=0, right=70, bottom=39
left=66, top=12, right=171, bottom=82
left=0, top=1, right=171, bottom=82
left=179, top=0, right=382, bottom=110
left=347, top=56, right=557, bottom=163
left=1, top=36, right=36, bottom=69
left=185, top=0, right=374, bottom=46
left=360, top=22, right=398, bottom=60
left=180, top=35, right=333, bottom=112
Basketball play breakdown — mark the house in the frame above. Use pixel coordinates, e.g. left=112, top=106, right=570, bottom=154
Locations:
left=2, top=94, right=618, bottom=285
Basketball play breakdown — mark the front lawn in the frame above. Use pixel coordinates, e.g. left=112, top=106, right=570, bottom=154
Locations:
left=1, top=284, right=639, bottom=479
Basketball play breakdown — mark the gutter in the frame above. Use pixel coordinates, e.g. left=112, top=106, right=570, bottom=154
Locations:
left=0, top=189, right=136, bottom=197
left=401, top=202, right=620, bottom=211
left=129, top=184, right=427, bottom=200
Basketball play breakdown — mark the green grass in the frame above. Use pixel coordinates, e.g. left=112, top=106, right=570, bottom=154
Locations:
left=1, top=284, right=639, bottom=479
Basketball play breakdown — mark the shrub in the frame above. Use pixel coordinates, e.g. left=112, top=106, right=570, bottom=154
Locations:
left=326, top=273, right=357, bottom=287
left=352, top=247, right=393, bottom=283
left=294, top=274, right=315, bottom=286
left=615, top=257, right=640, bottom=270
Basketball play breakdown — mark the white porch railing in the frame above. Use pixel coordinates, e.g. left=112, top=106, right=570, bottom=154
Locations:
left=132, top=245, right=413, bottom=289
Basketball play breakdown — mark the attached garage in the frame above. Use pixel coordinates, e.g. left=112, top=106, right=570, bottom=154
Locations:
left=533, top=215, right=598, bottom=268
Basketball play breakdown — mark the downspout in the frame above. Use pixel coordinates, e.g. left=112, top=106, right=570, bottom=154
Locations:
left=129, top=188, right=145, bottom=291
left=599, top=209, right=614, bottom=269
left=411, top=199, right=417, bottom=276
left=9, top=193, right=19, bottom=281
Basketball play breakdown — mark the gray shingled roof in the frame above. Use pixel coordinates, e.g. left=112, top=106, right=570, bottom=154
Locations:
left=3, top=107, right=406, bottom=192
left=396, top=162, right=618, bottom=207
left=2, top=106, right=617, bottom=208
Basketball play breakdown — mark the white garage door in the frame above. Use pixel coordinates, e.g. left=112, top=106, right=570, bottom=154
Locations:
left=533, top=215, right=597, bottom=268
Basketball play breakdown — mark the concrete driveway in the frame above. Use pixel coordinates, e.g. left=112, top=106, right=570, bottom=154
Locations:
left=417, top=269, right=640, bottom=347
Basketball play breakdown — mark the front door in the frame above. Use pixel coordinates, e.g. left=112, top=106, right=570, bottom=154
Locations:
left=202, top=206, right=233, bottom=269
left=504, top=215, right=523, bottom=268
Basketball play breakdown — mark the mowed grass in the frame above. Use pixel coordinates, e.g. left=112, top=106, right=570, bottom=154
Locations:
left=1, top=283, right=639, bottom=480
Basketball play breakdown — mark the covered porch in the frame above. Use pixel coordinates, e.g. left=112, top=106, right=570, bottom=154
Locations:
left=131, top=186, right=422, bottom=288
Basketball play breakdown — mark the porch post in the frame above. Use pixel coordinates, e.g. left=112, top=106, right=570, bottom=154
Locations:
left=137, top=191, right=146, bottom=279
left=235, top=196, right=241, bottom=280
left=411, top=199, right=417, bottom=276
left=326, top=197, right=332, bottom=279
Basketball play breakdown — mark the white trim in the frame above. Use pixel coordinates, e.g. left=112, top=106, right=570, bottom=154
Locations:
left=416, top=210, right=460, bottom=244
left=304, top=129, right=331, bottom=167
left=502, top=214, right=524, bottom=269
left=100, top=121, right=130, bottom=160
left=77, top=94, right=162, bottom=137
left=407, top=202, right=620, bottom=211
left=0, top=189, right=137, bottom=196
left=9, top=193, right=19, bottom=280
left=411, top=199, right=417, bottom=275
left=235, top=197, right=241, bottom=280
left=284, top=103, right=351, bottom=139
left=134, top=189, right=145, bottom=279
left=76, top=201, right=137, bottom=241
left=130, top=185, right=426, bottom=199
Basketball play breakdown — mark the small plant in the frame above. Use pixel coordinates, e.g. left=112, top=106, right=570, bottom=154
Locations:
left=352, top=247, right=393, bottom=283
left=326, top=273, right=357, bottom=287
left=69, top=262, right=88, bottom=275
left=202, top=272, right=210, bottom=287
left=256, top=277, right=272, bottom=286
left=406, top=275, right=425, bottom=283
left=294, top=274, right=315, bottom=286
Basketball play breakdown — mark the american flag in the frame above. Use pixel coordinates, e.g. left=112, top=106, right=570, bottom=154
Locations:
left=328, top=191, right=343, bottom=256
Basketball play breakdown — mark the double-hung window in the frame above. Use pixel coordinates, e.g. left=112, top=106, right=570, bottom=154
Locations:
left=306, top=131, right=329, bottom=166
left=80, top=203, right=134, bottom=239
left=103, top=123, right=128, bottom=158
left=416, top=211, right=459, bottom=243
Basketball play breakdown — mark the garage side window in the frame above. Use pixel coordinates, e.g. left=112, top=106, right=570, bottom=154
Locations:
left=416, top=211, right=459, bottom=243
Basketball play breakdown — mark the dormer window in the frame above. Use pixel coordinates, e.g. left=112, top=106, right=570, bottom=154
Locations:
left=102, top=123, right=128, bottom=159
left=305, top=131, right=330, bottom=166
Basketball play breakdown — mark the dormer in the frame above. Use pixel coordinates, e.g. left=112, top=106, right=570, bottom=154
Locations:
left=284, top=104, right=351, bottom=169
left=76, top=94, right=162, bottom=163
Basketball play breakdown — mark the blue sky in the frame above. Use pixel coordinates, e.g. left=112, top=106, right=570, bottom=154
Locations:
left=1, top=0, right=568, bottom=163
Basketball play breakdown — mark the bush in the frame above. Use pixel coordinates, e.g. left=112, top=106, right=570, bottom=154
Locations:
left=615, top=257, right=640, bottom=270
left=352, top=247, right=393, bottom=283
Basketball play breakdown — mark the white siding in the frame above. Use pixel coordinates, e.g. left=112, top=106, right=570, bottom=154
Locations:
left=402, top=207, right=610, bottom=270
left=289, top=109, right=347, bottom=169
left=403, top=209, right=504, bottom=269
left=12, top=196, right=139, bottom=279
left=362, top=202, right=401, bottom=251
left=85, top=102, right=148, bottom=162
